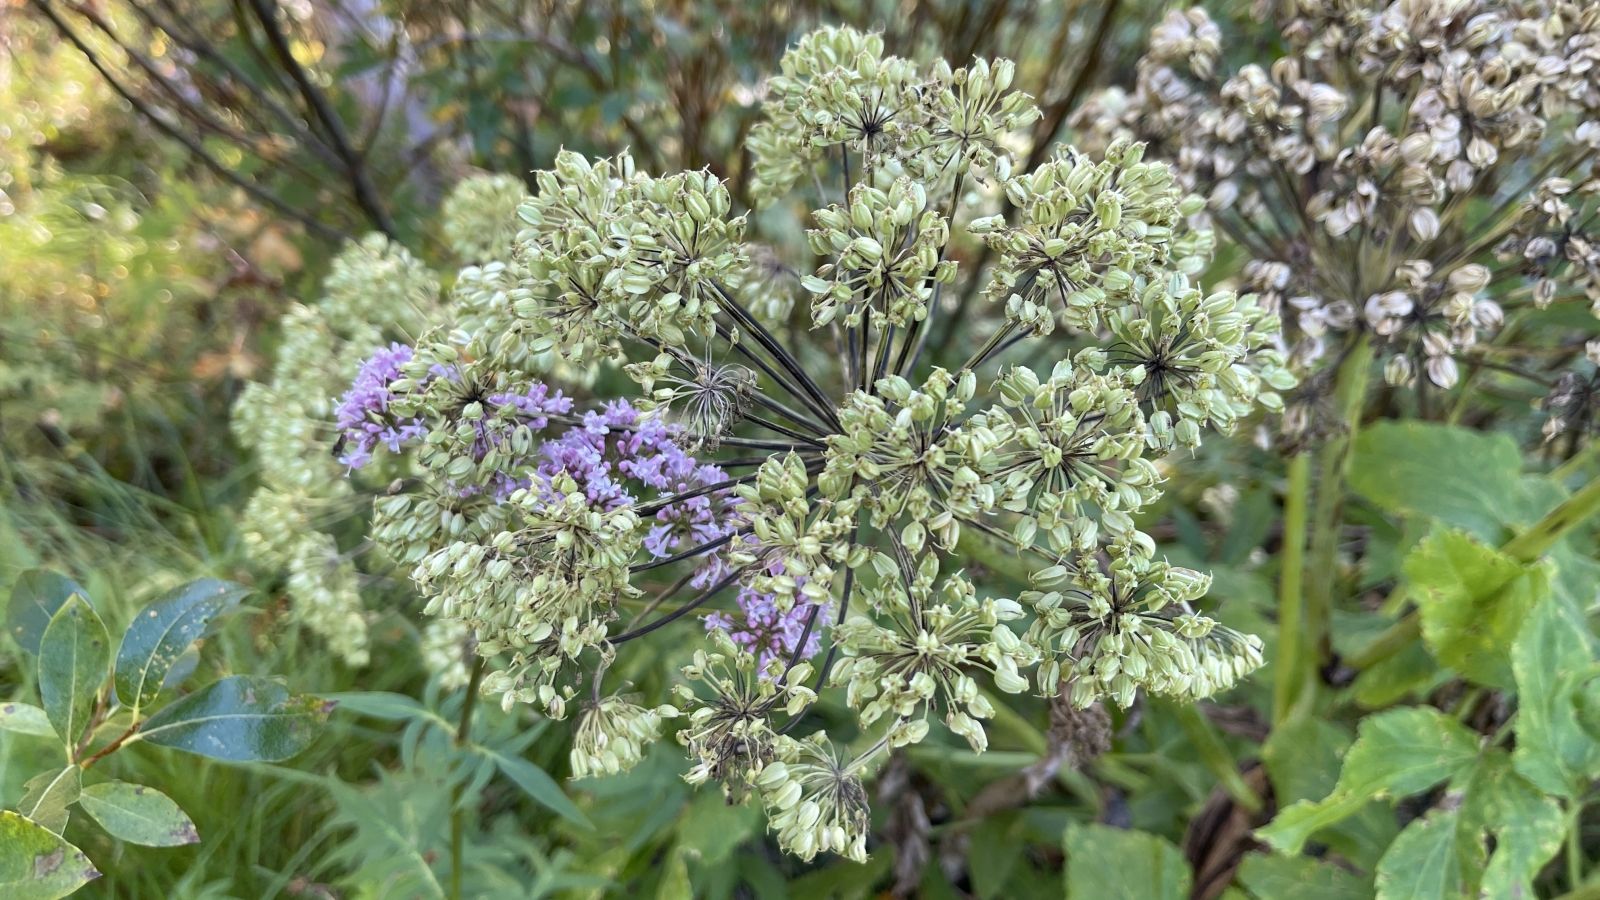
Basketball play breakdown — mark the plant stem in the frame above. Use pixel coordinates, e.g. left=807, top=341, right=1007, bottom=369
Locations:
left=1168, top=702, right=1262, bottom=813
left=1299, top=335, right=1373, bottom=707
left=1348, top=472, right=1600, bottom=670
left=1272, top=452, right=1312, bottom=725
left=449, top=657, right=488, bottom=900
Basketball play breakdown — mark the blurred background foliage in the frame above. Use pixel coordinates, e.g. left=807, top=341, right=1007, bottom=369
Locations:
left=5, top=1, right=1599, bottom=898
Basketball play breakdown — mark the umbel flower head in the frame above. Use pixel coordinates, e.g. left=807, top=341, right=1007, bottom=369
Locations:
left=1073, top=0, right=1600, bottom=440
left=353, top=25, right=1287, bottom=862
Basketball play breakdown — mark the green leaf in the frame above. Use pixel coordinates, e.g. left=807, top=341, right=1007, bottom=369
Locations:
left=37, top=596, right=110, bottom=752
left=675, top=787, right=760, bottom=869
left=1257, top=707, right=1479, bottom=855
left=114, top=579, right=248, bottom=715
left=1374, top=809, right=1484, bottom=900
left=17, top=767, right=81, bottom=836
left=0, top=702, right=56, bottom=738
left=322, top=691, right=431, bottom=722
left=1405, top=528, right=1550, bottom=689
left=77, top=782, right=199, bottom=847
left=1350, top=423, right=1528, bottom=541
left=1461, top=751, right=1564, bottom=899
left=1063, top=824, right=1190, bottom=900
left=478, top=745, right=590, bottom=828
left=654, top=846, right=692, bottom=900
left=1236, top=853, right=1371, bottom=900
left=1511, top=595, right=1600, bottom=797
left=1260, top=717, right=1397, bottom=869
left=0, top=810, right=99, bottom=898
left=137, top=676, right=326, bottom=762
left=7, top=571, right=85, bottom=657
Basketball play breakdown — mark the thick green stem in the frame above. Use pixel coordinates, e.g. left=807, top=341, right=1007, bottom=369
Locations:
left=1298, top=335, right=1373, bottom=707
left=1272, top=452, right=1313, bottom=725
left=1349, top=473, right=1600, bottom=670
left=449, top=657, right=489, bottom=900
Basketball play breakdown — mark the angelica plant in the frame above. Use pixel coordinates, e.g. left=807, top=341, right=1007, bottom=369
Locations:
left=334, top=26, right=1294, bottom=862
left=1073, top=0, right=1600, bottom=437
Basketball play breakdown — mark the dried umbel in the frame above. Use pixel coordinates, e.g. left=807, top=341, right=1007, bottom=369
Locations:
left=1075, top=0, right=1600, bottom=438
left=354, top=27, right=1288, bottom=861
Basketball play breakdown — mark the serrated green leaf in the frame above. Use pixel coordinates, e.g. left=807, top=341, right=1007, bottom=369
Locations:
left=18, top=768, right=81, bottom=836
left=478, top=745, right=590, bottom=828
left=137, top=676, right=326, bottom=762
left=1405, top=528, right=1550, bottom=689
left=1460, top=750, right=1564, bottom=899
left=1259, top=717, right=1398, bottom=869
left=1063, top=824, right=1190, bottom=900
left=1236, top=853, right=1371, bottom=900
left=1257, top=707, right=1479, bottom=855
left=1374, top=809, right=1484, bottom=900
left=0, top=702, right=55, bottom=738
left=1511, top=595, right=1600, bottom=797
left=1350, top=423, right=1529, bottom=541
left=7, top=571, right=85, bottom=657
left=37, top=596, right=110, bottom=752
left=0, top=810, right=99, bottom=898
left=77, top=781, right=199, bottom=847
left=114, top=579, right=248, bottom=715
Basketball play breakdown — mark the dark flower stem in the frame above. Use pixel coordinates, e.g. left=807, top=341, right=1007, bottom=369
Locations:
left=449, top=657, right=489, bottom=900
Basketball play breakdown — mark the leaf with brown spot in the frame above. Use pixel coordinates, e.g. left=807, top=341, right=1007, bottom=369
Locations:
left=0, top=810, right=99, bottom=898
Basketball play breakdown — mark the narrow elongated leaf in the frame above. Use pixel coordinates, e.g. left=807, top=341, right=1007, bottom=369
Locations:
left=479, top=746, right=590, bottom=828
left=0, top=810, right=99, bottom=898
left=114, top=579, right=248, bottom=715
left=78, top=782, right=199, bottom=847
left=1512, top=595, right=1600, bottom=797
left=1064, top=824, right=1190, bottom=900
left=37, top=596, right=110, bottom=752
left=322, top=691, right=431, bottom=722
left=137, top=676, right=326, bottom=762
left=1257, top=707, right=1479, bottom=855
left=1374, top=809, right=1484, bottom=900
left=18, top=767, right=81, bottom=836
left=7, top=571, right=86, bottom=657
left=1405, top=528, right=1549, bottom=689
left=0, top=702, right=55, bottom=737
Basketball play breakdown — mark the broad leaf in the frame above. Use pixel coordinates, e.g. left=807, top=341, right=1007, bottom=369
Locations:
left=1405, top=528, right=1550, bottom=689
left=1257, top=707, right=1478, bottom=855
left=1374, top=809, right=1484, bottom=900
left=479, top=745, right=590, bottom=828
left=1350, top=423, right=1530, bottom=541
left=7, top=571, right=85, bottom=657
left=0, top=702, right=55, bottom=738
left=1236, top=853, right=1371, bottom=900
left=138, top=676, right=326, bottom=762
left=114, top=579, right=248, bottom=715
left=1511, top=595, right=1600, bottom=797
left=37, top=596, right=110, bottom=751
left=77, top=782, right=199, bottom=847
left=0, top=810, right=99, bottom=899
left=1063, top=824, right=1190, bottom=900
left=17, top=768, right=81, bottom=836
left=1260, top=717, right=1397, bottom=869
left=1461, top=751, right=1564, bottom=899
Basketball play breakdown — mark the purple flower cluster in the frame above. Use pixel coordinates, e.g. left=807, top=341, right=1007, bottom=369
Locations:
left=335, top=343, right=427, bottom=469
left=535, top=400, right=740, bottom=586
left=704, top=572, right=830, bottom=672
